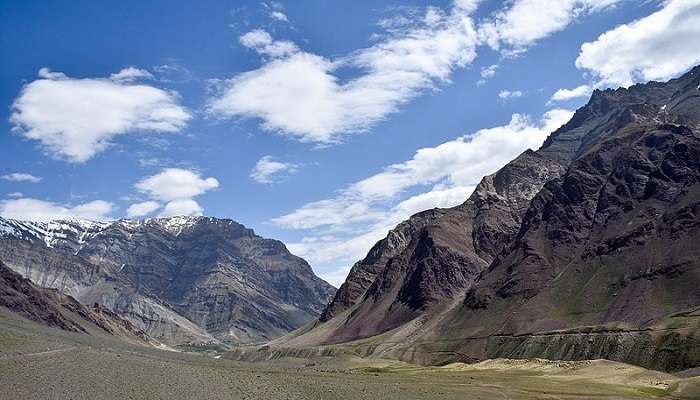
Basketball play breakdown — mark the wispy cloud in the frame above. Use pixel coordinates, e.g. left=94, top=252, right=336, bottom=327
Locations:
left=1, top=173, right=42, bottom=183
left=262, top=1, right=289, bottom=23
left=477, top=63, right=498, bottom=85
left=498, top=89, right=522, bottom=100
left=250, top=155, right=299, bottom=184
left=208, top=1, right=479, bottom=144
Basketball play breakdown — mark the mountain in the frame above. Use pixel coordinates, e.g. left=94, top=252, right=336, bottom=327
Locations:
left=0, top=216, right=335, bottom=346
left=271, top=66, right=700, bottom=372
left=0, top=260, right=151, bottom=344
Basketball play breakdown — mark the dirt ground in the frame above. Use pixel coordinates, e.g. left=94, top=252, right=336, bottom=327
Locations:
left=1, top=311, right=698, bottom=400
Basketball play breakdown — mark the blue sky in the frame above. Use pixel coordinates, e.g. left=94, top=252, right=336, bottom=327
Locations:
left=2, top=0, right=700, bottom=285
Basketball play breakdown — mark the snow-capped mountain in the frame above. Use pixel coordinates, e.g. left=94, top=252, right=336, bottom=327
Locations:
left=0, top=215, right=335, bottom=346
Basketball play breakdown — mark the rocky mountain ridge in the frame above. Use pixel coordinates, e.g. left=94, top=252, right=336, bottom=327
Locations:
left=271, top=66, right=700, bottom=372
left=0, top=215, right=335, bottom=346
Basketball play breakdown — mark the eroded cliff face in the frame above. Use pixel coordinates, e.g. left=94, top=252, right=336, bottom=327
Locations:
left=0, top=216, right=335, bottom=345
left=277, top=67, right=700, bottom=372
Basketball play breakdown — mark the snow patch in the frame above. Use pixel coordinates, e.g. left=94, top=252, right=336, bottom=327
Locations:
left=156, top=216, right=204, bottom=236
left=0, top=217, right=111, bottom=251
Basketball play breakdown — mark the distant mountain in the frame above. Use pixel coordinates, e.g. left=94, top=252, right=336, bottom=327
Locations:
left=0, top=216, right=335, bottom=346
left=273, top=66, right=700, bottom=372
left=0, top=260, right=151, bottom=344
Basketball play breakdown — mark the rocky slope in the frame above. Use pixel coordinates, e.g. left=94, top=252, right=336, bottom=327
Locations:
left=0, top=260, right=151, bottom=344
left=273, top=66, right=700, bottom=372
left=0, top=216, right=335, bottom=345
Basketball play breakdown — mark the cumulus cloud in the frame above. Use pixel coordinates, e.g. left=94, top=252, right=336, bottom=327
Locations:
left=208, top=2, right=478, bottom=143
left=10, top=68, right=191, bottom=163
left=135, top=168, right=219, bottom=202
left=548, top=84, right=592, bottom=103
left=130, top=168, right=219, bottom=218
left=1, top=173, right=42, bottom=183
left=0, top=198, right=114, bottom=221
left=275, top=109, right=573, bottom=283
left=6, top=192, right=24, bottom=198
left=126, top=200, right=161, bottom=218
left=159, top=199, right=204, bottom=217
left=576, top=0, right=700, bottom=87
left=250, top=155, right=299, bottom=184
left=477, top=0, right=623, bottom=56
left=498, top=89, right=522, bottom=100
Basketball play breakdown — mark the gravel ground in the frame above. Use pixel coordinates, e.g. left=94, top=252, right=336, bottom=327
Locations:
left=1, top=312, right=697, bottom=400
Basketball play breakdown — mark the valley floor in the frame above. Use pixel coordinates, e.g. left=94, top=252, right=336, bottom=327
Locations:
left=1, top=311, right=698, bottom=400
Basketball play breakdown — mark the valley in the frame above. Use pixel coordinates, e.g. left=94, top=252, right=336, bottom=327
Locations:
left=1, top=310, right=698, bottom=400
left=1, top=2, right=700, bottom=398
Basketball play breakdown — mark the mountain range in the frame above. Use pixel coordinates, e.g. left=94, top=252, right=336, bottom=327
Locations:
left=1, top=67, right=699, bottom=374
left=0, top=216, right=335, bottom=346
left=268, top=66, right=700, bottom=373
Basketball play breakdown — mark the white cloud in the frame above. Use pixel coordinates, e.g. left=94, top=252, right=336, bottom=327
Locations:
left=477, top=63, right=499, bottom=85
left=576, top=0, right=700, bottom=87
left=275, top=109, right=572, bottom=230
left=269, top=11, right=288, bottom=22
left=37, top=68, right=66, bottom=80
left=1, top=173, right=42, bottom=183
left=135, top=168, right=219, bottom=202
left=159, top=199, right=203, bottom=217
left=6, top=192, right=23, bottom=198
left=276, top=109, right=573, bottom=283
left=481, top=64, right=498, bottom=78
left=126, top=200, right=161, bottom=218
left=109, top=67, right=154, bottom=82
left=477, top=0, right=623, bottom=56
left=10, top=68, right=191, bottom=163
left=498, top=89, right=522, bottom=100
left=250, top=155, right=299, bottom=184
left=132, top=168, right=218, bottom=218
left=239, top=29, right=299, bottom=58
left=0, top=198, right=114, bottom=222
left=208, top=2, right=478, bottom=144
left=262, top=1, right=289, bottom=22
left=549, top=84, right=592, bottom=103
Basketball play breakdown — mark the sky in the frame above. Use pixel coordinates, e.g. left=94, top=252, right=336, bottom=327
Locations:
left=2, top=0, right=700, bottom=286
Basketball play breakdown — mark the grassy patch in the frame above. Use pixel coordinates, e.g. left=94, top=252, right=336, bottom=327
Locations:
left=175, top=343, right=228, bottom=354
left=0, top=329, right=27, bottom=348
